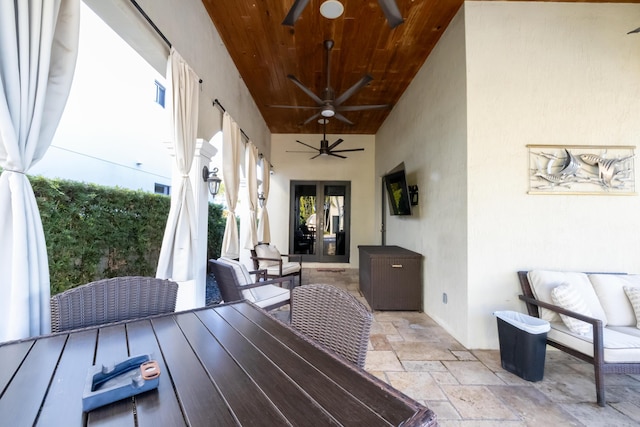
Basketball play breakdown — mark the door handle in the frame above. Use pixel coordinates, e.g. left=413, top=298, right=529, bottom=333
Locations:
left=391, top=264, right=403, bottom=268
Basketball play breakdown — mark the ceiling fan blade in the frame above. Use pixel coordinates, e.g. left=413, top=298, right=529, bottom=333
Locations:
left=329, top=153, right=347, bottom=159
left=334, top=74, right=373, bottom=106
left=302, top=111, right=323, bottom=125
left=296, top=140, right=320, bottom=151
left=310, top=153, right=322, bottom=160
left=628, top=27, right=640, bottom=34
left=377, top=0, right=404, bottom=28
left=287, top=75, right=324, bottom=105
left=282, top=0, right=311, bottom=26
left=327, top=138, right=344, bottom=151
left=331, top=148, right=365, bottom=153
left=333, top=113, right=354, bottom=125
left=287, top=150, right=316, bottom=153
left=269, top=104, right=322, bottom=110
left=337, top=104, right=392, bottom=111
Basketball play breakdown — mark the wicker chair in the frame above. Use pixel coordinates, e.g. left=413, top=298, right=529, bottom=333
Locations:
left=291, top=284, right=373, bottom=368
left=209, top=258, right=293, bottom=311
left=50, top=276, right=178, bottom=333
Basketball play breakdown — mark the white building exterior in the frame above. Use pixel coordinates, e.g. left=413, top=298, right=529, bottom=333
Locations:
left=29, top=3, right=173, bottom=194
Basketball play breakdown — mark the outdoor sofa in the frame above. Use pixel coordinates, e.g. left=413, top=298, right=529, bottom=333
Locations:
left=518, top=270, right=640, bottom=406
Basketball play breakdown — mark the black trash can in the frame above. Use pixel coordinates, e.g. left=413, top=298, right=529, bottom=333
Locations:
left=493, top=311, right=550, bottom=382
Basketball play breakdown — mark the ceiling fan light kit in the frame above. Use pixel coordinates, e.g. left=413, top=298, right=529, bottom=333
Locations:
left=269, top=39, right=391, bottom=127
left=319, top=1, right=344, bottom=19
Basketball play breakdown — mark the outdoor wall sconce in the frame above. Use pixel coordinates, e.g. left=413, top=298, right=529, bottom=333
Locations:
left=408, top=185, right=419, bottom=206
left=258, top=192, right=266, bottom=208
left=202, top=166, right=222, bottom=197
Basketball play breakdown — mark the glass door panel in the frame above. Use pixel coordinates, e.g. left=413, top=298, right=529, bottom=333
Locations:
left=290, top=181, right=350, bottom=263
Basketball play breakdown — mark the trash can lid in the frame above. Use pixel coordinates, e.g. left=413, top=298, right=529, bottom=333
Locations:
left=493, top=310, right=550, bottom=334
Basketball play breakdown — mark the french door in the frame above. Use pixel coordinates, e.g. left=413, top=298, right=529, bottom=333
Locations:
left=289, top=181, right=351, bottom=263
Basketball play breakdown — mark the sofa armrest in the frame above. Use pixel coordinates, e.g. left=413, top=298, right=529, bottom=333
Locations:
left=519, top=294, right=605, bottom=362
left=519, top=295, right=602, bottom=326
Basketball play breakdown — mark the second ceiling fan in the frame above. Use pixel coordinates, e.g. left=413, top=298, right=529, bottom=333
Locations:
left=270, top=39, right=392, bottom=126
left=288, top=121, right=364, bottom=159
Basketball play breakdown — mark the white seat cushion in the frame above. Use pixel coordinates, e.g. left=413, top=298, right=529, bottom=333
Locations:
left=589, top=274, right=640, bottom=326
left=266, top=262, right=301, bottom=276
left=252, top=285, right=290, bottom=309
left=528, top=270, right=607, bottom=325
left=549, top=322, right=640, bottom=363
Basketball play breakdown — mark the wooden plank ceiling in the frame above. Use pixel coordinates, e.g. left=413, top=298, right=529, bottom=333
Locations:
left=201, top=0, right=638, bottom=135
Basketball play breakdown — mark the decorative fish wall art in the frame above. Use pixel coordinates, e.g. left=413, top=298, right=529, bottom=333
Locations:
left=528, top=145, right=635, bottom=195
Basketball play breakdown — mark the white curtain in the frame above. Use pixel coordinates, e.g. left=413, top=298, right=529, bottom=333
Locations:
left=257, top=156, right=271, bottom=243
left=221, top=112, right=241, bottom=258
left=156, top=48, right=199, bottom=281
left=0, top=0, right=80, bottom=341
left=242, top=142, right=259, bottom=250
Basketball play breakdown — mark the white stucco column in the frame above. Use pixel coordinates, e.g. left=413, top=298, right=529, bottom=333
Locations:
left=191, top=139, right=217, bottom=307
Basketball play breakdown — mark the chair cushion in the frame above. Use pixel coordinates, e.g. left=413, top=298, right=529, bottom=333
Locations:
left=217, top=258, right=258, bottom=302
left=551, top=283, right=593, bottom=336
left=548, top=322, right=640, bottom=363
left=528, top=270, right=607, bottom=325
left=589, top=274, right=640, bottom=326
left=266, top=262, right=301, bottom=276
left=255, top=244, right=282, bottom=269
left=252, top=285, right=290, bottom=309
left=623, top=286, right=640, bottom=329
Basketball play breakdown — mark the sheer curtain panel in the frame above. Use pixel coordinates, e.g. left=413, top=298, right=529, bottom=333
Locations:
left=0, top=0, right=80, bottom=341
left=156, top=48, right=200, bottom=282
left=257, top=156, right=271, bottom=243
left=242, top=142, right=259, bottom=250
left=221, top=112, right=242, bottom=258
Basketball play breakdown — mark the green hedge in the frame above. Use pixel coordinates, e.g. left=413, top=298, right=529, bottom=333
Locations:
left=28, top=176, right=225, bottom=295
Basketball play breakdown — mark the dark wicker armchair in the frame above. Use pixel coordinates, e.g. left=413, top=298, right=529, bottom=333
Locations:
left=291, top=284, right=373, bottom=368
left=251, top=243, right=302, bottom=286
left=50, top=276, right=178, bottom=333
left=209, top=258, right=293, bottom=311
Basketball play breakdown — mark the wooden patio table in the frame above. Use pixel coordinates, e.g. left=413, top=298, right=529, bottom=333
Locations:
left=0, top=301, right=437, bottom=426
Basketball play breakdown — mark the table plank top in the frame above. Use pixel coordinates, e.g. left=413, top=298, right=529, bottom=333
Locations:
left=0, top=301, right=437, bottom=427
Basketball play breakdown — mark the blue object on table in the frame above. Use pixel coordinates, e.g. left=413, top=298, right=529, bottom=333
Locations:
left=82, top=354, right=160, bottom=412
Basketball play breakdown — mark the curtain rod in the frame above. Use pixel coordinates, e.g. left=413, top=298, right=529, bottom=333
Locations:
left=213, top=99, right=272, bottom=167
left=213, top=99, right=251, bottom=143
left=129, top=0, right=171, bottom=48
left=128, top=1, right=204, bottom=82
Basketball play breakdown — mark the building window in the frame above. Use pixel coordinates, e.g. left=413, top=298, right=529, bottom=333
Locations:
left=154, top=81, right=165, bottom=108
left=155, top=183, right=170, bottom=195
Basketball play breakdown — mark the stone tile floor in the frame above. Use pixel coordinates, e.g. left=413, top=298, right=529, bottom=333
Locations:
left=303, top=268, right=640, bottom=426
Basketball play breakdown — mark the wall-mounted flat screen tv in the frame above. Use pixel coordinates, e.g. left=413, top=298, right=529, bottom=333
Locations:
left=384, top=163, right=412, bottom=216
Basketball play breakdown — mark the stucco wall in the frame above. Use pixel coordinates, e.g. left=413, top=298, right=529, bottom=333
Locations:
left=376, top=8, right=469, bottom=344
left=269, top=133, right=376, bottom=268
left=378, top=1, right=640, bottom=349
left=465, top=2, right=640, bottom=348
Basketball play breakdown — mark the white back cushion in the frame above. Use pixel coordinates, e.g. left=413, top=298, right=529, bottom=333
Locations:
left=255, top=244, right=281, bottom=269
left=623, top=286, right=640, bottom=329
left=551, top=283, right=593, bottom=335
left=528, top=270, right=607, bottom=325
left=589, top=274, right=640, bottom=326
left=217, top=257, right=256, bottom=302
